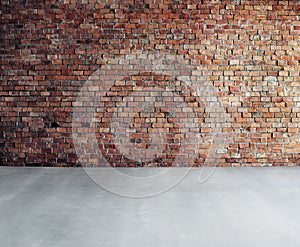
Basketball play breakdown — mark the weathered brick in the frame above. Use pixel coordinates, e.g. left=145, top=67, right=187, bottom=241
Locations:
left=1, top=0, right=299, bottom=167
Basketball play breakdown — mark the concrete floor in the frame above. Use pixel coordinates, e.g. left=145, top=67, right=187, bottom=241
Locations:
left=0, top=167, right=299, bottom=247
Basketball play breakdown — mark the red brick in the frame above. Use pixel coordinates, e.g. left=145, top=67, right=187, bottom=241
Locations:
left=1, top=1, right=299, bottom=167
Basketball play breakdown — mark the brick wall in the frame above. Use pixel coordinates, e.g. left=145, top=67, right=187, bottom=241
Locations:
left=1, top=0, right=300, bottom=167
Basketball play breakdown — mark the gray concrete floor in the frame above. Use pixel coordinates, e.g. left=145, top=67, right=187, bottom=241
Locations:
left=0, top=167, right=299, bottom=247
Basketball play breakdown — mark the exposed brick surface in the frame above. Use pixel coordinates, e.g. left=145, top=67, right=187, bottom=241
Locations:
left=0, top=0, right=300, bottom=167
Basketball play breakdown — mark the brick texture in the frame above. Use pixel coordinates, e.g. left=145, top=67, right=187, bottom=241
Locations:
left=0, top=0, right=300, bottom=167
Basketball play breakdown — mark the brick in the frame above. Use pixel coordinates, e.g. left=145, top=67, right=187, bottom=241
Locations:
left=1, top=1, right=299, bottom=167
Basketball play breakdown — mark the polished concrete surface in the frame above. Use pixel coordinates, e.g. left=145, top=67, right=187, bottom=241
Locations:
left=0, top=167, right=300, bottom=247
